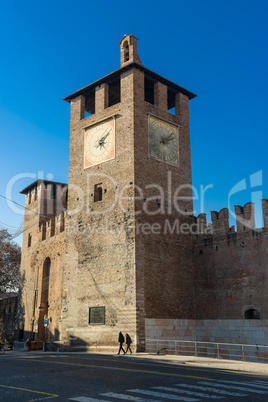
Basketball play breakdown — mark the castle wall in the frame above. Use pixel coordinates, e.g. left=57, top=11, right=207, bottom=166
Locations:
left=145, top=318, right=268, bottom=362
left=193, top=203, right=268, bottom=320
left=145, top=318, right=268, bottom=346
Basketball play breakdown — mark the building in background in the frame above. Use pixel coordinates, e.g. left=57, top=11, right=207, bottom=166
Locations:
left=0, top=292, right=18, bottom=345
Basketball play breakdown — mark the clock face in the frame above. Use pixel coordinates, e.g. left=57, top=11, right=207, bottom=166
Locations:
left=84, top=119, right=115, bottom=168
left=148, top=115, right=179, bottom=166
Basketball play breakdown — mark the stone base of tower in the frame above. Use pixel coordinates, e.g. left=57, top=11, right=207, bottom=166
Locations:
left=59, top=305, right=145, bottom=353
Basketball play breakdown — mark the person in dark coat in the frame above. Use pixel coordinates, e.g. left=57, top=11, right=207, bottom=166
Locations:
left=125, top=333, right=132, bottom=354
left=118, top=331, right=125, bottom=355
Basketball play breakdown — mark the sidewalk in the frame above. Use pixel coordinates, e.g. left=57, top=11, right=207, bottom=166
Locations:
left=132, top=353, right=268, bottom=374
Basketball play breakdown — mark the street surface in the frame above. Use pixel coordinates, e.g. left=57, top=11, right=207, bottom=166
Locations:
left=1, top=352, right=268, bottom=401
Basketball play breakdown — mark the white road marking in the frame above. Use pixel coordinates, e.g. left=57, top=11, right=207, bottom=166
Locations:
left=71, top=379, right=268, bottom=402
left=199, top=381, right=267, bottom=394
left=128, top=389, right=201, bottom=401
left=100, top=392, right=162, bottom=401
left=174, top=383, right=247, bottom=397
left=69, top=397, right=109, bottom=402
left=154, top=386, right=224, bottom=399
left=218, top=380, right=268, bottom=390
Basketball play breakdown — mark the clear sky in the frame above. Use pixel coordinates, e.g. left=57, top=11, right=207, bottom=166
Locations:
left=0, top=0, right=267, bottom=245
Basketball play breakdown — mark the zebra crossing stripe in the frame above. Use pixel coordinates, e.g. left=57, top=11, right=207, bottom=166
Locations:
left=174, top=383, right=247, bottom=397
left=218, top=380, right=268, bottom=390
left=199, top=381, right=267, bottom=394
left=153, top=386, right=223, bottom=399
left=128, top=389, right=201, bottom=401
left=100, top=392, right=162, bottom=401
left=69, top=397, right=109, bottom=402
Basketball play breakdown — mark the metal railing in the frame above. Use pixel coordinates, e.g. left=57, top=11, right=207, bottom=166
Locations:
left=146, top=339, right=268, bottom=363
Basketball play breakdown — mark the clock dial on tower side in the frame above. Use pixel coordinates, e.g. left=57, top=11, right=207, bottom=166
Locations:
left=84, top=118, right=115, bottom=168
left=148, top=115, right=179, bottom=167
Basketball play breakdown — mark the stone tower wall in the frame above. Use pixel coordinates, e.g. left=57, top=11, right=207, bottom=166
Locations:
left=61, top=69, right=138, bottom=349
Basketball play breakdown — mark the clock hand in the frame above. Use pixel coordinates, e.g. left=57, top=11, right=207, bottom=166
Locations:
left=95, top=129, right=111, bottom=149
left=101, top=130, right=111, bottom=142
left=160, top=134, right=174, bottom=145
left=166, top=133, right=174, bottom=141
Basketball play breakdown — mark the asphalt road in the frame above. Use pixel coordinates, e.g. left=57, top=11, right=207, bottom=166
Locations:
left=1, top=352, right=268, bottom=401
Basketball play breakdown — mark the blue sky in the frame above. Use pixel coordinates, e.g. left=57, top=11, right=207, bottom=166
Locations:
left=0, top=0, right=267, bottom=245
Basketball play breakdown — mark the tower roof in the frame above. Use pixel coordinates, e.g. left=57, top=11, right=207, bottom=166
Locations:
left=63, top=62, right=197, bottom=103
left=20, top=179, right=67, bottom=195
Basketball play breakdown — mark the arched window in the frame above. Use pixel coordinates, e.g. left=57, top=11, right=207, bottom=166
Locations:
left=244, top=308, right=260, bottom=319
left=123, top=40, right=129, bottom=62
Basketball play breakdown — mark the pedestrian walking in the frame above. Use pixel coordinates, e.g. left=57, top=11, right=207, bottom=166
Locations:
left=118, top=331, right=125, bottom=355
left=125, top=333, right=132, bottom=354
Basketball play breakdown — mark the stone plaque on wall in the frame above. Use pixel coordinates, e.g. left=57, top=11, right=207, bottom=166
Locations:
left=89, top=306, right=105, bottom=325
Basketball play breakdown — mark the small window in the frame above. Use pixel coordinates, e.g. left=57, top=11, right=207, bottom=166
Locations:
left=244, top=309, right=260, bottom=319
left=28, top=191, right=32, bottom=205
left=28, top=233, right=32, bottom=247
left=94, top=184, right=103, bottom=202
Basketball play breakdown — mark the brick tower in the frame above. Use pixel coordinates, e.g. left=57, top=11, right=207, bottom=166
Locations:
left=19, top=180, right=67, bottom=342
left=61, top=35, right=196, bottom=351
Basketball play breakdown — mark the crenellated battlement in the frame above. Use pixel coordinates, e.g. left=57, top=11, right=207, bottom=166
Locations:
left=261, top=199, right=268, bottom=229
left=194, top=199, right=268, bottom=240
left=38, top=211, right=67, bottom=242
left=211, top=208, right=229, bottom=233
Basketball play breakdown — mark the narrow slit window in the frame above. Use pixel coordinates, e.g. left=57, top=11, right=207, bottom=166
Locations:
left=28, top=233, right=32, bottom=247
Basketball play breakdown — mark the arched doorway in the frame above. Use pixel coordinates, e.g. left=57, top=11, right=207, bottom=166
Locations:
left=244, top=308, right=260, bottom=319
